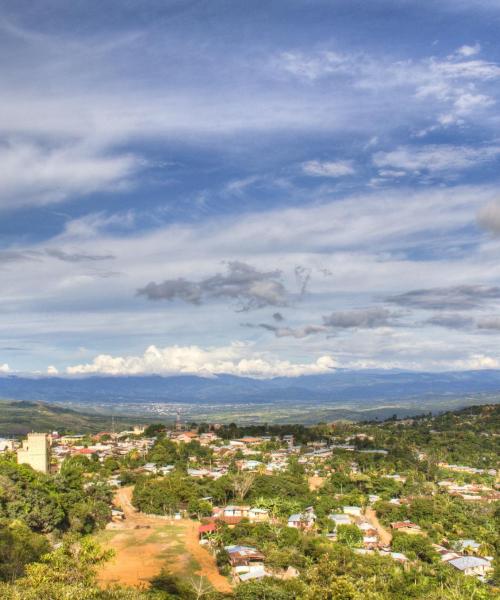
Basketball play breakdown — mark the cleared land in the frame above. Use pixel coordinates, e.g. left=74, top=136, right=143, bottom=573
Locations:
left=95, top=487, right=232, bottom=594
left=308, top=475, right=325, bottom=491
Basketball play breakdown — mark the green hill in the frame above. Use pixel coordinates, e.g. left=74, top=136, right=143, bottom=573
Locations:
left=0, top=399, right=141, bottom=436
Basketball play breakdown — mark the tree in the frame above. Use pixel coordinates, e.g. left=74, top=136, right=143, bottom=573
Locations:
left=0, top=536, right=154, bottom=599
left=0, top=521, right=49, bottom=582
left=336, top=524, right=363, bottom=548
left=391, top=532, right=438, bottom=563
left=231, top=472, right=256, bottom=502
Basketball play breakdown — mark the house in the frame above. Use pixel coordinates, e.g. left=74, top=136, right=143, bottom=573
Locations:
left=236, top=459, right=263, bottom=471
left=187, top=468, right=210, bottom=478
left=457, top=539, right=481, bottom=553
left=343, top=506, right=362, bottom=517
left=225, top=545, right=265, bottom=568
left=448, top=556, right=491, bottom=577
left=222, top=505, right=249, bottom=518
left=199, top=432, right=220, bottom=445
left=238, top=566, right=268, bottom=582
left=236, top=437, right=263, bottom=446
left=214, top=505, right=249, bottom=525
left=288, top=510, right=316, bottom=530
left=142, top=462, right=158, bottom=473
left=248, top=507, right=269, bottom=522
left=390, top=521, right=422, bottom=534
left=173, top=431, right=199, bottom=444
left=157, top=465, right=175, bottom=475
left=329, top=513, right=351, bottom=527
left=198, top=523, right=217, bottom=540
left=59, top=434, right=85, bottom=445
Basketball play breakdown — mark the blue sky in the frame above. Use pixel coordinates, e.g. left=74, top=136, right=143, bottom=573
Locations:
left=2, top=0, right=500, bottom=377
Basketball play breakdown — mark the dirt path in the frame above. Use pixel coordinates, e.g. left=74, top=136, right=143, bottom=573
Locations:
left=184, top=520, right=233, bottom=594
left=98, top=486, right=231, bottom=593
left=364, top=507, right=392, bottom=546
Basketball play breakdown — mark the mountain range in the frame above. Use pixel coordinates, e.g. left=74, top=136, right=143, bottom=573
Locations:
left=1, top=369, right=500, bottom=408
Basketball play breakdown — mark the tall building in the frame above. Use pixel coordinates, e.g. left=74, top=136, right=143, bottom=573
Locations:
left=17, top=433, right=50, bottom=474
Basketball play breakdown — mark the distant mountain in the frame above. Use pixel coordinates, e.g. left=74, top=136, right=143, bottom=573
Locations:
left=1, top=369, right=500, bottom=407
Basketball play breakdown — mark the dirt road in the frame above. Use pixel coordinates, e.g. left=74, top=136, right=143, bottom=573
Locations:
left=364, top=507, right=392, bottom=546
left=97, top=486, right=232, bottom=593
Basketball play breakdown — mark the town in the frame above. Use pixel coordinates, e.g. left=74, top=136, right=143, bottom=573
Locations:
left=0, top=403, right=498, bottom=599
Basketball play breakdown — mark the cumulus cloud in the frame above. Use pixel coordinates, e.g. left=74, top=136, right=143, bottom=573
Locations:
left=0, top=363, right=10, bottom=373
left=322, top=307, right=394, bottom=328
left=47, top=365, right=59, bottom=375
left=449, top=353, right=500, bottom=370
left=457, top=44, right=481, bottom=57
left=373, top=145, right=500, bottom=175
left=387, top=285, right=500, bottom=310
left=137, top=261, right=288, bottom=311
left=65, top=343, right=337, bottom=378
left=302, top=160, right=355, bottom=177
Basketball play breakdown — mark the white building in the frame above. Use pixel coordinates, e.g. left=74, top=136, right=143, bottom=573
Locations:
left=17, top=433, right=50, bottom=474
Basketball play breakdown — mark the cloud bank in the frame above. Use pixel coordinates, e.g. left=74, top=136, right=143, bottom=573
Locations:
left=66, top=344, right=337, bottom=378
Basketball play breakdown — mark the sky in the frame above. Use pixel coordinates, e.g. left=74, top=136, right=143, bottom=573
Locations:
left=2, top=0, right=500, bottom=378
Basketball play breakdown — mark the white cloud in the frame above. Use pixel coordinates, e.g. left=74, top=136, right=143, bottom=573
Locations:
left=0, top=140, right=140, bottom=210
left=47, top=365, right=59, bottom=375
left=449, top=353, right=500, bottom=370
left=457, top=44, right=481, bottom=57
left=65, top=343, right=337, bottom=378
left=373, top=144, right=500, bottom=174
left=302, top=160, right=355, bottom=177
left=0, top=363, right=10, bottom=373
left=277, top=44, right=500, bottom=137
left=278, top=50, right=352, bottom=80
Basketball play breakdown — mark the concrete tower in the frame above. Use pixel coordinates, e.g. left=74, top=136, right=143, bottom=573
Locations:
left=17, top=433, right=50, bottom=474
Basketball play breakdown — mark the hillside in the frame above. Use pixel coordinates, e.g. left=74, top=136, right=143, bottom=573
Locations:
left=0, top=399, right=139, bottom=436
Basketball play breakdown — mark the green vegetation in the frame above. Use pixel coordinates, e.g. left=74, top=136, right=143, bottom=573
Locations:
left=0, top=404, right=498, bottom=599
left=0, top=400, right=137, bottom=436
